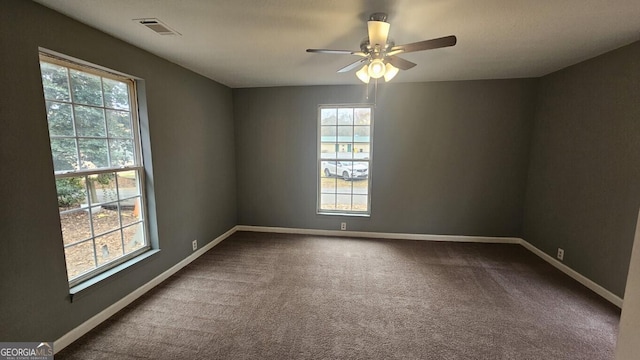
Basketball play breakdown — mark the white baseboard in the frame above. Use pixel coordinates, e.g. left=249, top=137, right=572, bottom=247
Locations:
left=54, top=226, right=238, bottom=354
left=55, top=225, right=623, bottom=353
left=235, top=225, right=522, bottom=244
left=519, top=239, right=623, bottom=308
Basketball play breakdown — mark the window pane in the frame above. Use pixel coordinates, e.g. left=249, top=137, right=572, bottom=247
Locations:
left=354, top=126, right=370, bottom=141
left=354, top=108, right=371, bottom=125
left=321, top=108, right=337, bottom=125
left=117, top=171, right=140, bottom=199
left=46, top=101, right=74, bottom=136
left=106, top=110, right=132, bottom=138
left=91, top=202, right=121, bottom=236
left=109, top=139, right=134, bottom=167
left=352, top=186, right=368, bottom=196
left=95, top=230, right=124, bottom=265
left=320, top=168, right=337, bottom=193
left=352, top=145, right=363, bottom=158
left=336, top=177, right=353, bottom=194
left=60, top=209, right=92, bottom=244
left=103, top=78, right=130, bottom=110
left=70, top=69, right=103, bottom=106
left=321, top=125, right=337, bottom=138
left=320, top=193, right=336, bottom=210
left=123, top=223, right=145, bottom=254
left=320, top=145, right=337, bottom=159
left=336, top=146, right=353, bottom=159
left=337, top=108, right=353, bottom=125
left=74, top=105, right=106, bottom=137
left=56, top=176, right=87, bottom=211
left=352, top=161, right=369, bottom=181
left=352, top=176, right=369, bottom=195
left=64, top=241, right=96, bottom=279
left=337, top=126, right=353, bottom=140
left=352, top=195, right=369, bottom=211
left=78, top=138, right=109, bottom=169
left=50, top=138, right=78, bottom=172
left=121, top=198, right=142, bottom=227
left=337, top=127, right=353, bottom=159
left=89, top=173, right=117, bottom=205
left=40, top=62, right=70, bottom=101
left=336, top=194, right=352, bottom=211
left=354, top=144, right=370, bottom=159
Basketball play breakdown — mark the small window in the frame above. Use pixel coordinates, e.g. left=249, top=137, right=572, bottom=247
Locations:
left=318, top=105, right=373, bottom=215
left=39, top=52, right=150, bottom=286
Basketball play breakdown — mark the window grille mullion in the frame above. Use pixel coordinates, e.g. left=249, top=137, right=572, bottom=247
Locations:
left=55, top=165, right=143, bottom=179
left=63, top=237, right=93, bottom=249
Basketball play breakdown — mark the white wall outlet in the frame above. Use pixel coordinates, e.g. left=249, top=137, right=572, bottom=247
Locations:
left=340, top=222, right=347, bottom=231
left=192, top=239, right=198, bottom=251
left=557, top=248, right=564, bottom=261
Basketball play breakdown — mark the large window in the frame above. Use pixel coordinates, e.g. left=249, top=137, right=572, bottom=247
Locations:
left=39, top=53, right=149, bottom=286
left=318, top=105, right=373, bottom=215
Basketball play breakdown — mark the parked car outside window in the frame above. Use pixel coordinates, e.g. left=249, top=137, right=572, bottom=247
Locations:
left=322, top=161, right=368, bottom=181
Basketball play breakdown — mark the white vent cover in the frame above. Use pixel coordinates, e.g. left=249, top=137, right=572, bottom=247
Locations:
left=133, top=18, right=181, bottom=36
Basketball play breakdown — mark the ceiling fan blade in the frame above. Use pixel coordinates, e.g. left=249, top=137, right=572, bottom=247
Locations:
left=391, top=35, right=457, bottom=54
left=337, top=58, right=367, bottom=73
left=387, top=56, right=416, bottom=70
left=306, top=49, right=367, bottom=57
left=367, top=20, right=390, bottom=48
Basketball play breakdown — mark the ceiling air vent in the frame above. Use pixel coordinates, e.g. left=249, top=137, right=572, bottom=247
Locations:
left=134, top=18, right=181, bottom=36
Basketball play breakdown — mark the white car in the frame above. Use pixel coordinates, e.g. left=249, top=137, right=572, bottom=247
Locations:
left=323, top=161, right=368, bottom=181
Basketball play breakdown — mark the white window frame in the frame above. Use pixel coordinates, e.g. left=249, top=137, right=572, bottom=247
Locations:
left=39, top=51, right=150, bottom=287
left=317, top=104, right=374, bottom=216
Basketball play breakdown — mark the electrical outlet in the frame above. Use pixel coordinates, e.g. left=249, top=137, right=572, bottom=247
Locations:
left=341, top=222, right=347, bottom=231
left=557, top=248, right=564, bottom=261
left=192, top=239, right=198, bottom=251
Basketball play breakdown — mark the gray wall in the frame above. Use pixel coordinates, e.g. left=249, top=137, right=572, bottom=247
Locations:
left=522, top=41, right=640, bottom=298
left=0, top=1, right=236, bottom=341
left=234, top=80, right=538, bottom=236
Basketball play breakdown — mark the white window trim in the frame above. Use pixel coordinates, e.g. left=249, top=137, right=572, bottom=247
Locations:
left=39, top=50, right=152, bottom=287
left=317, top=104, right=374, bottom=216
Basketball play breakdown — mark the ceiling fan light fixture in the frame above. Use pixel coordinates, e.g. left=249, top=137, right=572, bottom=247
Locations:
left=306, top=12, right=457, bottom=84
left=368, top=59, right=386, bottom=79
left=384, top=63, right=399, bottom=82
left=367, top=20, right=391, bottom=47
left=356, top=65, right=370, bottom=83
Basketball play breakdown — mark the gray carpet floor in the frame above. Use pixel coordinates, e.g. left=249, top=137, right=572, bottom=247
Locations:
left=57, top=232, right=620, bottom=359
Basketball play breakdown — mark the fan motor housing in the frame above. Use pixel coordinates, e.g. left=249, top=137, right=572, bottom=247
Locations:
left=360, top=38, right=394, bottom=54
left=369, top=12, right=388, bottom=22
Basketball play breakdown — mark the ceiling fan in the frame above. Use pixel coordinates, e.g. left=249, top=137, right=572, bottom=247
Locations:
left=306, top=13, right=457, bottom=83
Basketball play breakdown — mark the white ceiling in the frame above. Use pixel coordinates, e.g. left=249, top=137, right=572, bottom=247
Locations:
left=34, top=0, right=640, bottom=88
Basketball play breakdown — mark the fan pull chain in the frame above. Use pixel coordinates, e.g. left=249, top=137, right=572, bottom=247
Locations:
left=374, top=79, right=378, bottom=105
left=364, top=80, right=369, bottom=100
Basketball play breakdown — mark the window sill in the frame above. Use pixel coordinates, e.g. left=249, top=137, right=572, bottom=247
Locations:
left=317, top=212, right=371, bottom=217
left=69, top=249, right=160, bottom=302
